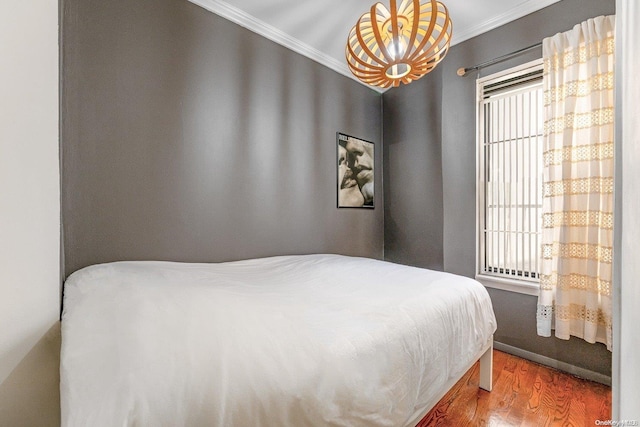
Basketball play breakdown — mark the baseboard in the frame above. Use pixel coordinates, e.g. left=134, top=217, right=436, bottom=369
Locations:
left=493, top=341, right=612, bottom=386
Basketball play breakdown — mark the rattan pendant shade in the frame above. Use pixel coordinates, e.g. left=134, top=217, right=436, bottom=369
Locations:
left=346, top=0, right=452, bottom=88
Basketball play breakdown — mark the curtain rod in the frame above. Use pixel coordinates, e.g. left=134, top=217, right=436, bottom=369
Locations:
left=456, top=42, right=542, bottom=77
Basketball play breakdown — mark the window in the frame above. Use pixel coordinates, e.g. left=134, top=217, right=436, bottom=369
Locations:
left=476, top=60, right=543, bottom=295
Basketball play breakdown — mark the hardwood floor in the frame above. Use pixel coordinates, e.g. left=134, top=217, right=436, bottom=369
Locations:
left=416, top=350, right=611, bottom=426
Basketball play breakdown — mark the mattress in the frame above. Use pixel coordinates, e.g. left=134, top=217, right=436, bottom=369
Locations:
left=60, top=254, right=496, bottom=427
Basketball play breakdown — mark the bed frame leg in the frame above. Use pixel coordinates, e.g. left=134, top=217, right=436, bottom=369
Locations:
left=479, top=341, right=493, bottom=392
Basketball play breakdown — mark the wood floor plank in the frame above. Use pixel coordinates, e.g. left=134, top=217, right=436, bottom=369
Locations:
left=417, top=350, right=611, bottom=427
left=505, top=357, right=540, bottom=426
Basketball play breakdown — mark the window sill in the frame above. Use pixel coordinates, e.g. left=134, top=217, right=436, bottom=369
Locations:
left=476, top=274, right=540, bottom=297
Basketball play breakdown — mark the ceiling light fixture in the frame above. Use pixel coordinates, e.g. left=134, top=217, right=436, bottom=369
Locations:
left=346, top=0, right=452, bottom=88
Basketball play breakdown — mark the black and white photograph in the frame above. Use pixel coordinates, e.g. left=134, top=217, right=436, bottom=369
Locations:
left=337, top=133, right=374, bottom=208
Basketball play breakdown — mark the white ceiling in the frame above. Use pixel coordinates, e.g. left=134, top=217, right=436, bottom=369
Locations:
left=189, top=0, right=560, bottom=91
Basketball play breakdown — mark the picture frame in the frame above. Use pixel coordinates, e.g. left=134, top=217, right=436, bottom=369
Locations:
left=337, top=132, right=374, bottom=209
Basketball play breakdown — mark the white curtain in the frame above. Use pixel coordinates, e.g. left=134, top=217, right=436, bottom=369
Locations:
left=536, top=15, right=615, bottom=350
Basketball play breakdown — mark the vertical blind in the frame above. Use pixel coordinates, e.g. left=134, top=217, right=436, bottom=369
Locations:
left=479, top=64, right=543, bottom=282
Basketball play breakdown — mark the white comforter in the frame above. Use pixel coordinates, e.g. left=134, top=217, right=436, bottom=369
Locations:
left=60, top=254, right=496, bottom=427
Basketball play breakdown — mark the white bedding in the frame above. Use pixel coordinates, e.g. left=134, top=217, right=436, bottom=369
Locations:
left=60, top=254, right=496, bottom=427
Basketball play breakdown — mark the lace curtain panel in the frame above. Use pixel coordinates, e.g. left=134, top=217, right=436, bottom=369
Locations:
left=536, top=15, right=615, bottom=351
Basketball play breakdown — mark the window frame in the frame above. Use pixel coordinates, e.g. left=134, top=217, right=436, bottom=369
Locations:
left=475, top=59, right=543, bottom=296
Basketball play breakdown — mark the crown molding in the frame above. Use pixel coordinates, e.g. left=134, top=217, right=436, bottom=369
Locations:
left=187, top=0, right=386, bottom=93
left=188, top=0, right=561, bottom=92
left=450, top=0, right=562, bottom=46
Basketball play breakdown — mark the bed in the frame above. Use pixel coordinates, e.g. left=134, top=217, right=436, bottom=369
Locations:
left=60, top=254, right=497, bottom=426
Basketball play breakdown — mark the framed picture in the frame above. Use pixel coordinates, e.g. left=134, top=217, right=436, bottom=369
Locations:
left=337, top=132, right=374, bottom=208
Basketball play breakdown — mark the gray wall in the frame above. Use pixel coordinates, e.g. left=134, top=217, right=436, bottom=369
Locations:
left=383, top=69, right=444, bottom=270
left=62, top=0, right=383, bottom=277
left=384, top=0, right=615, bottom=376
